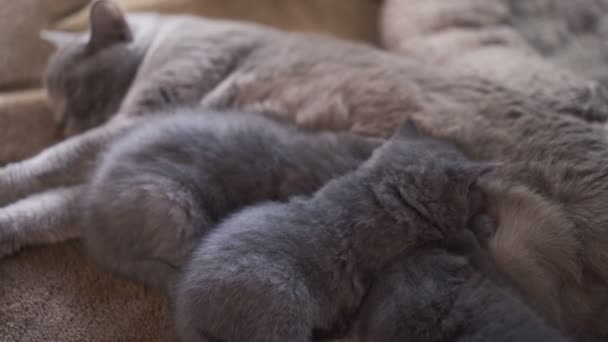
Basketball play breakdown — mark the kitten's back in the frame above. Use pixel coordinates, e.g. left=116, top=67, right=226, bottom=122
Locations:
left=82, top=109, right=381, bottom=292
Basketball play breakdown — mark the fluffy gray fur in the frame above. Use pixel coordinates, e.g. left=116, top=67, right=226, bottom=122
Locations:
left=353, top=229, right=570, bottom=342
left=173, top=120, right=494, bottom=342
left=81, top=110, right=381, bottom=294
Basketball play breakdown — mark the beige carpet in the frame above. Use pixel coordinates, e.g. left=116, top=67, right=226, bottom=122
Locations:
left=0, top=241, right=172, bottom=342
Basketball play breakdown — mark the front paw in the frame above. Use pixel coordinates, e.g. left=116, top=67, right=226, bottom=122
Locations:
left=0, top=228, right=21, bottom=258
left=469, top=213, right=497, bottom=247
left=576, top=82, right=608, bottom=123
left=0, top=216, right=22, bottom=258
left=0, top=166, right=20, bottom=207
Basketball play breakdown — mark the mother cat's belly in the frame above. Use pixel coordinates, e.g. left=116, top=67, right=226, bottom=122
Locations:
left=218, top=70, right=608, bottom=338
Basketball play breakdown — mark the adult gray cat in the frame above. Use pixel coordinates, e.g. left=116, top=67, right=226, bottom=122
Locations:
left=353, top=229, right=570, bottom=342
left=173, top=120, right=495, bottom=342
left=1, top=0, right=608, bottom=338
left=80, top=109, right=380, bottom=293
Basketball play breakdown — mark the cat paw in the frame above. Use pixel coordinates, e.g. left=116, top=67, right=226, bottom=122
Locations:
left=570, top=82, right=608, bottom=123
left=0, top=167, right=19, bottom=207
left=469, top=213, right=496, bottom=246
left=444, top=229, right=481, bottom=256
left=0, top=226, right=21, bottom=258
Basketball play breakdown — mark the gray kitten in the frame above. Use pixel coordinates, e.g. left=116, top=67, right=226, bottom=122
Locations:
left=173, top=120, right=494, bottom=342
left=81, top=109, right=381, bottom=293
left=353, top=229, right=570, bottom=342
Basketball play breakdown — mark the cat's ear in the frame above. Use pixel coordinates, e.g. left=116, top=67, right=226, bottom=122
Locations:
left=40, top=30, right=80, bottom=49
left=393, top=118, right=424, bottom=140
left=87, top=0, right=132, bottom=53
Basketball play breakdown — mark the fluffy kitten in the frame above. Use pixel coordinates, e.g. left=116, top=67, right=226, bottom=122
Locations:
left=353, top=229, right=570, bottom=342
left=81, top=109, right=381, bottom=293
left=173, top=120, right=494, bottom=342
left=0, top=0, right=607, bottom=338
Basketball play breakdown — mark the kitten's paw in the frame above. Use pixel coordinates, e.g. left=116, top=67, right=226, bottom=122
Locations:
left=0, top=215, right=22, bottom=258
left=445, top=229, right=481, bottom=256
left=0, top=229, right=21, bottom=258
left=0, top=167, right=20, bottom=207
left=571, top=82, right=608, bottom=122
left=469, top=213, right=496, bottom=246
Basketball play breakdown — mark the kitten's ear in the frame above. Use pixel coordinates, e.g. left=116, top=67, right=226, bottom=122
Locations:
left=393, top=118, right=424, bottom=140
left=40, top=30, right=80, bottom=49
left=87, top=0, right=132, bottom=53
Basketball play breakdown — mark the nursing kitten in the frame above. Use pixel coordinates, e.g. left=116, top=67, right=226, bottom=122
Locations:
left=82, top=110, right=381, bottom=293
left=1, top=0, right=607, bottom=338
left=173, top=120, right=494, bottom=342
left=353, top=229, right=570, bottom=342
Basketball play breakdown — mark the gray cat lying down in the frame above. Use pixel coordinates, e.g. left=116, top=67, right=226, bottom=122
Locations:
left=1, top=0, right=608, bottom=338
left=173, top=120, right=500, bottom=342
left=81, top=110, right=380, bottom=293
left=353, top=230, right=570, bottom=342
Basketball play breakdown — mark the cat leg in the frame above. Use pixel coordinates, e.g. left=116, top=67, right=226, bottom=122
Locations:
left=199, top=74, right=353, bottom=132
left=0, top=117, right=136, bottom=206
left=120, top=34, right=258, bottom=116
left=0, top=185, right=84, bottom=258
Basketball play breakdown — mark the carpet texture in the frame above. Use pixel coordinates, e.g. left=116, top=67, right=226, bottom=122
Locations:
left=2, top=0, right=608, bottom=341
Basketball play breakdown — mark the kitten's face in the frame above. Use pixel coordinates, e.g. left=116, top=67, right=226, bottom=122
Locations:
left=42, top=0, right=139, bottom=137
left=367, top=120, right=493, bottom=236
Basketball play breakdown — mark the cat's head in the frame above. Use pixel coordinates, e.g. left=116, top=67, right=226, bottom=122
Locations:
left=366, top=118, right=496, bottom=238
left=41, top=0, right=144, bottom=137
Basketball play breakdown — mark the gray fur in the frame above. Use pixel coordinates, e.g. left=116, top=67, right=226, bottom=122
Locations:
left=353, top=229, right=569, bottom=342
left=81, top=109, right=381, bottom=293
left=173, top=121, right=493, bottom=342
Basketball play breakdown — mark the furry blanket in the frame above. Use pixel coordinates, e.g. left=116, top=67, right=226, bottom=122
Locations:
left=1, top=0, right=608, bottom=341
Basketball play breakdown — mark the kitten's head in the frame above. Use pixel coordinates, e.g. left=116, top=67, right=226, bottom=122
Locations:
left=41, top=0, right=142, bottom=137
left=366, top=118, right=495, bottom=238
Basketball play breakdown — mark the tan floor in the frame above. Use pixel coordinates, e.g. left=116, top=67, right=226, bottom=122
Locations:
left=0, top=242, right=172, bottom=342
